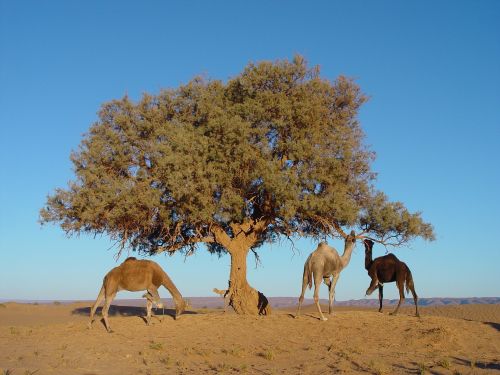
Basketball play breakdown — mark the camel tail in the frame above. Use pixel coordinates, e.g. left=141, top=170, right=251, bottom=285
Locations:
left=405, top=266, right=415, bottom=296
left=303, top=256, right=313, bottom=290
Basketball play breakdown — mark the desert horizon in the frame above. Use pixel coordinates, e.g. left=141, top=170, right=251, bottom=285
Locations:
left=2, top=296, right=499, bottom=308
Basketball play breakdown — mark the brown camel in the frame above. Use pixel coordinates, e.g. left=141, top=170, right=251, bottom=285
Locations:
left=364, top=239, right=419, bottom=317
left=88, top=257, right=186, bottom=332
left=296, top=231, right=357, bottom=321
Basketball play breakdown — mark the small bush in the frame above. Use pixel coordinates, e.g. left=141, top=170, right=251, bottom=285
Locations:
left=437, top=358, right=450, bottom=369
left=261, top=349, right=275, bottom=361
left=149, top=341, right=163, bottom=350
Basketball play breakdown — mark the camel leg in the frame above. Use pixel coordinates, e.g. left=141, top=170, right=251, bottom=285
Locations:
left=147, top=287, right=164, bottom=308
left=409, top=284, right=419, bottom=317
left=102, top=292, right=117, bottom=333
left=323, top=276, right=331, bottom=287
left=143, top=292, right=164, bottom=322
left=143, top=291, right=154, bottom=302
left=325, top=277, right=333, bottom=314
left=378, top=284, right=384, bottom=313
left=313, top=274, right=327, bottom=321
left=295, top=276, right=309, bottom=318
left=328, top=274, right=340, bottom=315
left=365, top=269, right=379, bottom=295
left=390, top=280, right=405, bottom=316
left=88, top=285, right=105, bottom=329
left=146, top=298, right=153, bottom=326
left=365, top=278, right=379, bottom=295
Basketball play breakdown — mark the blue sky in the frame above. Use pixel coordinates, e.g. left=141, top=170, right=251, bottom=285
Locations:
left=1, top=1, right=499, bottom=302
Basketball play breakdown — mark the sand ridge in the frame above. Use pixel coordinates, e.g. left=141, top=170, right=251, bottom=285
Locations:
left=0, top=302, right=499, bottom=374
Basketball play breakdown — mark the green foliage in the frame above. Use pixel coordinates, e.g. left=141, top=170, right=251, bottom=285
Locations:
left=360, top=192, right=435, bottom=244
left=40, top=56, right=433, bottom=254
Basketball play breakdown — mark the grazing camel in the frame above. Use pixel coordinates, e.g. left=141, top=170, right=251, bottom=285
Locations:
left=88, top=257, right=186, bottom=332
left=296, top=231, right=357, bottom=321
left=364, top=239, right=419, bottom=317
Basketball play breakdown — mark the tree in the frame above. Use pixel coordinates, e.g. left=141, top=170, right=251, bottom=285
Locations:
left=40, top=56, right=434, bottom=315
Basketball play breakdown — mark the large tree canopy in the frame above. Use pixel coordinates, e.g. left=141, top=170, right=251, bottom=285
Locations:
left=41, top=56, right=434, bottom=314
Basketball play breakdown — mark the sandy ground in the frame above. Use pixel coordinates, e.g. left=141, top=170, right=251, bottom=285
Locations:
left=0, top=302, right=499, bottom=374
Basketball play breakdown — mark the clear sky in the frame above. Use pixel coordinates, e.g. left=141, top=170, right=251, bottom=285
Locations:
left=1, top=1, right=499, bottom=302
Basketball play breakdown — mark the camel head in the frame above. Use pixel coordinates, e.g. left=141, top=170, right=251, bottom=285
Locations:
left=363, top=239, right=374, bottom=253
left=346, top=230, right=356, bottom=244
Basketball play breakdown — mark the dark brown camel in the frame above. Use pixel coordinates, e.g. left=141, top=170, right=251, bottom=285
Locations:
left=364, top=239, right=419, bottom=317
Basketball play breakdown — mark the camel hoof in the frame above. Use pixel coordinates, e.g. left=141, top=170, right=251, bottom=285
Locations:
left=320, top=317, right=328, bottom=321
left=389, top=312, right=397, bottom=316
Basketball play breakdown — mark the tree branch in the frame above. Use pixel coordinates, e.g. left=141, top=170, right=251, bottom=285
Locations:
left=212, top=225, right=233, bottom=251
left=155, top=235, right=215, bottom=254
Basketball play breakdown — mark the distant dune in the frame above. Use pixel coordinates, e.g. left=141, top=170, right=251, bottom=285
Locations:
left=2, top=296, right=499, bottom=308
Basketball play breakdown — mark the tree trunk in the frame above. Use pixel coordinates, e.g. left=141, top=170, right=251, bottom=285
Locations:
left=227, top=246, right=271, bottom=315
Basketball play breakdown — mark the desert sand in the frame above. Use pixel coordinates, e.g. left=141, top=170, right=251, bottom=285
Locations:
left=0, top=302, right=499, bottom=374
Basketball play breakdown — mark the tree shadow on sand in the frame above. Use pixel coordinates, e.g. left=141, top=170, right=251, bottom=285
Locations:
left=72, top=305, right=197, bottom=321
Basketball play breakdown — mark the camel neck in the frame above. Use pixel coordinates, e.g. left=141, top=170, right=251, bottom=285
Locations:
left=365, top=252, right=373, bottom=270
left=340, top=243, right=355, bottom=269
left=161, top=274, right=183, bottom=304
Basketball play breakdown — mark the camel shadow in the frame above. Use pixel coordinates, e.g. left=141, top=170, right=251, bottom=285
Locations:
left=451, top=357, right=500, bottom=371
left=463, top=319, right=500, bottom=332
left=395, top=358, right=500, bottom=373
left=72, top=305, right=197, bottom=321
left=483, top=321, right=500, bottom=332
left=289, top=312, right=326, bottom=321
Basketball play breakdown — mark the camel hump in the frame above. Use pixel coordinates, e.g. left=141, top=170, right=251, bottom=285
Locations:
left=384, top=253, right=400, bottom=261
left=316, top=241, right=336, bottom=254
left=316, top=241, right=329, bottom=251
left=124, top=257, right=137, bottom=262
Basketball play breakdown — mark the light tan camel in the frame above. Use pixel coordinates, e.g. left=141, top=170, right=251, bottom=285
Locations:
left=296, top=231, right=357, bottom=321
left=88, top=257, right=186, bottom=332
